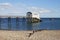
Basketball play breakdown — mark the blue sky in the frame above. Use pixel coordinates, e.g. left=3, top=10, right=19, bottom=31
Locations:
left=0, top=0, right=60, bottom=18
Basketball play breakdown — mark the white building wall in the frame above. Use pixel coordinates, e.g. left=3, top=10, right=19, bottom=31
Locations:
left=32, top=12, right=40, bottom=19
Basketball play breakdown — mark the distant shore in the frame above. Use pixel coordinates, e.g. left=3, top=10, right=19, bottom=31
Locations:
left=0, top=30, right=60, bottom=40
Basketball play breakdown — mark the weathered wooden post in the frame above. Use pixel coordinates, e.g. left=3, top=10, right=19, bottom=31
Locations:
left=8, top=17, right=11, bottom=30
left=16, top=17, right=19, bottom=27
left=0, top=17, right=1, bottom=29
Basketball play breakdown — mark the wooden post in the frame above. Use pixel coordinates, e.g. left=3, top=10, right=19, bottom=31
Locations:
left=16, top=17, right=19, bottom=27
left=0, top=17, right=1, bottom=29
left=8, top=17, right=11, bottom=30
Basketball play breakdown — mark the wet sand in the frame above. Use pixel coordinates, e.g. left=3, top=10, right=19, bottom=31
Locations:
left=0, top=30, right=60, bottom=40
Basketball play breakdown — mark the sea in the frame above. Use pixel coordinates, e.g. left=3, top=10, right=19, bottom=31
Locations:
left=0, top=18, right=60, bottom=30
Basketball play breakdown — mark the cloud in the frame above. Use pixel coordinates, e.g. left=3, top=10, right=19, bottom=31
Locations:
left=0, top=3, right=51, bottom=16
left=0, top=3, right=26, bottom=16
left=0, top=3, right=12, bottom=6
left=16, top=3, right=51, bottom=13
left=27, top=6, right=51, bottom=13
left=39, top=9, right=51, bottom=13
left=0, top=3, right=12, bottom=10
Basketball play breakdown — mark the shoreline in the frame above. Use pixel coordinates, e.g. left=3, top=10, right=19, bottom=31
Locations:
left=0, top=30, right=60, bottom=40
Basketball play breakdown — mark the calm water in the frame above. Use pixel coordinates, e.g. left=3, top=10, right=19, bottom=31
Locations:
left=0, top=18, right=60, bottom=30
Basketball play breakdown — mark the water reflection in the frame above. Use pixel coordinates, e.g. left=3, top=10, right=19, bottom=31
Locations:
left=0, top=18, right=60, bottom=30
left=1, top=18, right=8, bottom=30
left=26, top=21, right=33, bottom=30
left=0, top=18, right=40, bottom=30
left=0, top=18, right=1, bottom=29
left=0, top=18, right=36, bottom=30
left=8, top=17, right=11, bottom=30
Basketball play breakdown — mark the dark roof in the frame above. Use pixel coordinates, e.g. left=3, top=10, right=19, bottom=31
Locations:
left=27, top=12, right=32, bottom=14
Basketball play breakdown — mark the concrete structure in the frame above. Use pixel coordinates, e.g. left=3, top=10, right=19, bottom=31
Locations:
left=32, top=12, right=40, bottom=19
left=26, top=12, right=32, bottom=18
left=26, top=12, right=40, bottom=23
left=27, top=12, right=40, bottom=19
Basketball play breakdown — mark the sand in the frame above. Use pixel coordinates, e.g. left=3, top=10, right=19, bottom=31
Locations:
left=0, top=30, right=60, bottom=40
